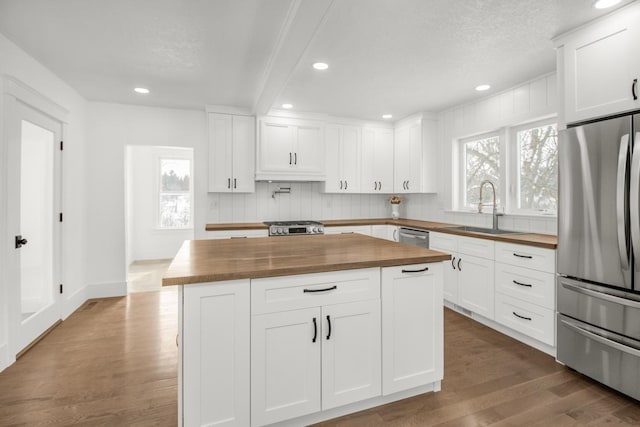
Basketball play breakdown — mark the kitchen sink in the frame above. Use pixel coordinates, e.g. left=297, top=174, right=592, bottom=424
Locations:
left=443, top=226, right=522, bottom=235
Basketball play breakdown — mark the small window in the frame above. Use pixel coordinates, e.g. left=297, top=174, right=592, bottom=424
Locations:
left=460, top=133, right=501, bottom=210
left=159, top=158, right=192, bottom=228
left=512, top=121, right=558, bottom=213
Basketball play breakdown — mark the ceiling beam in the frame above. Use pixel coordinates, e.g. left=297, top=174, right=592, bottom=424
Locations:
left=252, top=0, right=334, bottom=116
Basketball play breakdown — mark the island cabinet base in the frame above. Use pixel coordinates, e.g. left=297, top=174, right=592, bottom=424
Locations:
left=178, top=264, right=444, bottom=427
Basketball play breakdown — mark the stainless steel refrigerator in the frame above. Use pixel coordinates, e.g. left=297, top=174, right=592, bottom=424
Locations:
left=557, top=113, right=640, bottom=401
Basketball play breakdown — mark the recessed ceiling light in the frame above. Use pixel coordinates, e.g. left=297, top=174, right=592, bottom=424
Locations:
left=594, top=0, right=621, bottom=9
left=282, top=103, right=293, bottom=109
left=134, top=87, right=150, bottom=94
left=382, top=114, right=393, bottom=119
left=312, top=62, right=329, bottom=70
left=475, top=84, right=491, bottom=92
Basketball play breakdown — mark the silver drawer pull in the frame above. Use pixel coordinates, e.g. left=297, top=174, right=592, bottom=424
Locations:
left=512, top=311, right=532, bottom=321
left=513, top=280, right=532, bottom=288
left=561, top=281, right=640, bottom=309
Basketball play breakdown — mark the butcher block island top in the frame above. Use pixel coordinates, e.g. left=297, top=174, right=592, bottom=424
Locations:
left=162, top=233, right=451, bottom=286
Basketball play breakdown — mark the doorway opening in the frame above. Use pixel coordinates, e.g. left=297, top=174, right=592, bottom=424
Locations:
left=124, top=146, right=194, bottom=293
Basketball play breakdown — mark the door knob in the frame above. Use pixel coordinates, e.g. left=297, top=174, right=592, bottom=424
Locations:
left=15, top=235, right=28, bottom=248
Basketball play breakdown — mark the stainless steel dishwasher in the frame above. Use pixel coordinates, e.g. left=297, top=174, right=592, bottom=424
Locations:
left=398, top=227, right=429, bottom=249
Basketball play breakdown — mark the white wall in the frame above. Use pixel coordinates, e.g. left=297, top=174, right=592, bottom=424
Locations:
left=86, top=103, right=207, bottom=297
left=0, top=32, right=88, bottom=371
left=126, top=145, right=194, bottom=262
left=404, top=72, right=558, bottom=235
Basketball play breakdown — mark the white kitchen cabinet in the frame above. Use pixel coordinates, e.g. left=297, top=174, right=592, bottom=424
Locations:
left=250, top=269, right=381, bottom=426
left=429, top=232, right=494, bottom=319
left=557, top=2, right=640, bottom=124
left=322, top=300, right=381, bottom=409
left=208, top=113, right=255, bottom=193
left=205, top=229, right=268, bottom=239
left=361, top=127, right=394, bottom=193
left=251, top=308, right=321, bottom=426
left=324, top=124, right=361, bottom=193
left=182, top=280, right=250, bottom=427
left=457, top=254, right=495, bottom=319
left=256, top=116, right=325, bottom=181
left=381, top=263, right=443, bottom=395
left=324, top=225, right=372, bottom=236
left=371, top=224, right=399, bottom=242
left=394, top=118, right=422, bottom=193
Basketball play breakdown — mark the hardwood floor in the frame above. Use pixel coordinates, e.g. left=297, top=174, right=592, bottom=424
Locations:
left=0, top=291, right=638, bottom=426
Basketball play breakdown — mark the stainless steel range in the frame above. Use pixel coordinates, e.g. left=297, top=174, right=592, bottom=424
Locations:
left=264, top=220, right=324, bottom=236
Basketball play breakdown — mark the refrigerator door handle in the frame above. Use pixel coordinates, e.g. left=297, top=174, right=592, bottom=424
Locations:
left=617, top=135, right=630, bottom=270
left=631, top=134, right=640, bottom=272
left=560, top=280, right=640, bottom=309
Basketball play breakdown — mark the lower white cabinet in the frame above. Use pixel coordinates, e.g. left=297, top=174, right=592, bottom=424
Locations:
left=251, top=308, right=322, bottom=426
left=382, top=264, right=443, bottom=395
left=206, top=229, right=269, bottom=239
left=457, top=254, right=495, bottom=319
left=182, top=280, right=250, bottom=427
left=371, top=225, right=399, bottom=242
left=324, top=225, right=372, bottom=236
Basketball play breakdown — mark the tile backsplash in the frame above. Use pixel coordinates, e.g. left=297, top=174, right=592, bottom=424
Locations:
left=206, top=184, right=557, bottom=235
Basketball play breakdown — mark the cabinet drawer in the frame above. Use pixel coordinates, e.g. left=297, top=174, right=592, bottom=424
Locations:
left=251, top=268, right=380, bottom=314
left=429, top=232, right=457, bottom=252
left=495, top=242, right=555, bottom=273
left=457, top=235, right=494, bottom=259
left=324, top=226, right=372, bottom=235
left=206, top=229, right=268, bottom=239
left=495, top=293, right=555, bottom=346
left=495, top=263, right=555, bottom=310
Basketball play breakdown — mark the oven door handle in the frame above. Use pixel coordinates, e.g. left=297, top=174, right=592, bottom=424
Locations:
left=560, top=281, right=640, bottom=309
left=560, top=319, right=640, bottom=357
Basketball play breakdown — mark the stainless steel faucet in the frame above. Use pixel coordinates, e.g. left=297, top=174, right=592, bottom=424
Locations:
left=478, top=180, right=503, bottom=230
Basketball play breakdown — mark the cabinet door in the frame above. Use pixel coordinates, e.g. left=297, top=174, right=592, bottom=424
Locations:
left=393, top=125, right=411, bottom=193
left=231, top=115, right=255, bottom=192
left=442, top=252, right=459, bottom=304
left=562, top=6, right=640, bottom=123
left=182, top=280, right=250, bottom=427
left=208, top=113, right=233, bottom=192
left=375, top=128, right=394, bottom=193
left=457, top=254, right=495, bottom=319
left=251, top=308, right=321, bottom=426
left=381, top=264, right=443, bottom=395
left=322, top=300, right=381, bottom=409
left=295, top=124, right=324, bottom=173
left=341, top=125, right=360, bottom=193
left=259, top=120, right=294, bottom=172
left=361, top=127, right=378, bottom=193
left=324, top=124, right=342, bottom=192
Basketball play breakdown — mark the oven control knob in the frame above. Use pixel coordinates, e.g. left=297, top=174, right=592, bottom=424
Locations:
left=276, top=227, right=283, bottom=235
left=312, top=227, right=317, bottom=233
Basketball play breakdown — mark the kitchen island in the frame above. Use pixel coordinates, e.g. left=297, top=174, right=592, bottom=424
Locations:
left=163, top=233, right=450, bottom=427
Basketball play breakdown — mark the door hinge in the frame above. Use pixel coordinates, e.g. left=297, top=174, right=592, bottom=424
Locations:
left=60, top=140, right=63, bottom=151
left=59, top=212, right=63, bottom=222
left=59, top=284, right=63, bottom=294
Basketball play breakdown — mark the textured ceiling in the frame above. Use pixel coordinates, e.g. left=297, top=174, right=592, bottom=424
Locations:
left=0, top=0, right=636, bottom=118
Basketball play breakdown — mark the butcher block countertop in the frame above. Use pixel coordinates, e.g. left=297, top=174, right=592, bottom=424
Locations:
left=162, top=233, right=451, bottom=286
left=205, top=218, right=557, bottom=249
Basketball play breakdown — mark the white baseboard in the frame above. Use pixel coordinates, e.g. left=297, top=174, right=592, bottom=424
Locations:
left=62, top=286, right=87, bottom=319
left=86, top=281, right=127, bottom=299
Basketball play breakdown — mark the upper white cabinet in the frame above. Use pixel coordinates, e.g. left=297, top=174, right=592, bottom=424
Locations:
left=394, top=118, right=422, bottom=193
left=361, top=127, right=394, bottom=193
left=557, top=3, right=640, bottom=124
left=256, top=116, right=325, bottom=181
left=208, top=113, right=255, bottom=193
left=324, top=124, right=361, bottom=193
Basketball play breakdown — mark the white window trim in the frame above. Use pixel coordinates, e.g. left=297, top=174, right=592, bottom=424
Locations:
left=507, top=118, right=558, bottom=216
left=456, top=129, right=506, bottom=212
left=156, top=156, right=194, bottom=230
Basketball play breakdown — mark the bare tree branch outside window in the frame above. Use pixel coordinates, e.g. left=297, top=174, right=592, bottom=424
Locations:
left=464, top=135, right=500, bottom=208
left=517, top=124, right=558, bottom=212
left=159, top=158, right=191, bottom=228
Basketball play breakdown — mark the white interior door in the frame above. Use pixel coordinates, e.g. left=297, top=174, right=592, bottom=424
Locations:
left=7, top=101, right=62, bottom=355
